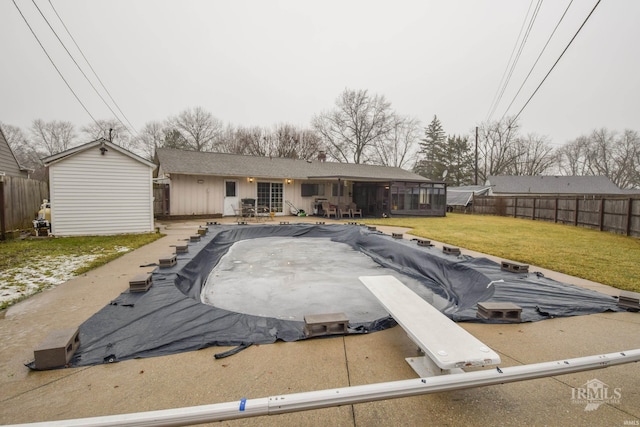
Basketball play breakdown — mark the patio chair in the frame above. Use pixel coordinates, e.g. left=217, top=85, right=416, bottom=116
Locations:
left=349, top=202, right=362, bottom=218
left=322, top=202, right=337, bottom=218
left=339, top=204, right=351, bottom=218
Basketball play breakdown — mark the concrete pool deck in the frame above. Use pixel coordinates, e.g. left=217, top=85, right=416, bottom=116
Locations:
left=1, top=217, right=639, bottom=426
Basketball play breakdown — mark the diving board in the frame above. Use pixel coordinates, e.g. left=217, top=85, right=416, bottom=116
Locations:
left=360, top=275, right=501, bottom=377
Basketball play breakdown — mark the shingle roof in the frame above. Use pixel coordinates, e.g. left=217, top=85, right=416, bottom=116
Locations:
left=486, top=175, right=624, bottom=195
left=155, top=148, right=430, bottom=182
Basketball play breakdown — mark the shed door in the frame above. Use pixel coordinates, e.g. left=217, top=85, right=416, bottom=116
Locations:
left=223, top=180, right=239, bottom=216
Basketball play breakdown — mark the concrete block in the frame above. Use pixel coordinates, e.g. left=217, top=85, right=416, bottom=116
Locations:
left=190, top=235, right=201, bottom=242
left=279, top=221, right=290, bottom=225
left=174, top=244, right=188, bottom=254
left=197, top=227, right=208, bottom=235
left=304, top=312, right=349, bottom=337
left=618, top=290, right=640, bottom=311
left=392, top=233, right=403, bottom=239
left=443, top=245, right=461, bottom=255
left=501, top=260, right=529, bottom=273
left=237, top=221, right=247, bottom=225
left=416, top=239, right=432, bottom=247
left=34, top=328, right=80, bottom=369
left=129, top=273, right=152, bottom=292
left=477, top=302, right=522, bottom=322
left=367, top=226, right=377, bottom=231
left=315, top=221, right=325, bottom=225
left=159, top=254, right=177, bottom=268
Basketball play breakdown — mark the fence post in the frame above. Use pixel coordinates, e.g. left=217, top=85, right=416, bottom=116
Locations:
left=532, top=197, right=536, bottom=220
left=574, top=197, right=579, bottom=227
left=513, top=197, right=518, bottom=218
left=627, top=198, right=633, bottom=236
left=599, top=198, right=605, bottom=231
left=554, top=198, right=558, bottom=223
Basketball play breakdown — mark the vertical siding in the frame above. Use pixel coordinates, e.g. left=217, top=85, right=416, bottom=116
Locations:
left=50, top=148, right=154, bottom=236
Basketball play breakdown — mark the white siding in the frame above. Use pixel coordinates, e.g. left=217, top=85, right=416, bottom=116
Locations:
left=50, top=147, right=154, bottom=236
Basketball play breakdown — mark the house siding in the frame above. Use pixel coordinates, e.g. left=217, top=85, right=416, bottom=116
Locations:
left=50, top=147, right=154, bottom=236
left=0, top=131, right=23, bottom=177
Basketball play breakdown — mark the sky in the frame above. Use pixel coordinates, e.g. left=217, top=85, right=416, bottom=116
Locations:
left=1, top=0, right=639, bottom=147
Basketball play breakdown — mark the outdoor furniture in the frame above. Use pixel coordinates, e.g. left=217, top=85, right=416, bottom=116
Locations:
left=322, top=202, right=337, bottom=218
left=349, top=202, right=362, bottom=218
left=339, top=205, right=351, bottom=218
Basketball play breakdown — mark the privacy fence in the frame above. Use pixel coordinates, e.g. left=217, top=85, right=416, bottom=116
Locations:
left=0, top=175, right=49, bottom=238
left=472, top=195, right=640, bottom=238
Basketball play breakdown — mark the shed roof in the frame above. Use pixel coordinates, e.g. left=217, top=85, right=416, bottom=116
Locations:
left=486, top=175, right=625, bottom=195
left=155, top=148, right=430, bottom=182
left=43, top=139, right=156, bottom=169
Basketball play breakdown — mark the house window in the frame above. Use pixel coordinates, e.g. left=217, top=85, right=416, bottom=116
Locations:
left=332, top=183, right=345, bottom=197
left=225, top=181, right=237, bottom=197
left=257, top=182, right=283, bottom=213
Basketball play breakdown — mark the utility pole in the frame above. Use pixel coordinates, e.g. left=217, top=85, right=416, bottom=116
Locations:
left=474, top=126, right=478, bottom=185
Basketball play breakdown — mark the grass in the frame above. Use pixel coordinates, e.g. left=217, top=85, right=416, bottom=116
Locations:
left=0, top=232, right=163, bottom=310
left=363, top=213, right=640, bottom=293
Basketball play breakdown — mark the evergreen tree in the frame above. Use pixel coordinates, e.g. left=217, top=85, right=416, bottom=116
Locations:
left=416, top=115, right=447, bottom=180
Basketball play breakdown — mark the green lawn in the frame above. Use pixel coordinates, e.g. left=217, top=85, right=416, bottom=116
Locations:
left=0, top=232, right=163, bottom=310
left=363, top=214, right=640, bottom=293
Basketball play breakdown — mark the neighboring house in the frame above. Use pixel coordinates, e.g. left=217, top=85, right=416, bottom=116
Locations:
left=43, top=139, right=156, bottom=236
left=0, top=126, right=29, bottom=178
left=154, top=148, right=446, bottom=217
left=446, top=185, right=491, bottom=212
left=485, top=175, right=628, bottom=197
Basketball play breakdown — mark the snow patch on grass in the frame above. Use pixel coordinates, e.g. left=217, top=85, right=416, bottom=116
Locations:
left=0, top=254, right=99, bottom=307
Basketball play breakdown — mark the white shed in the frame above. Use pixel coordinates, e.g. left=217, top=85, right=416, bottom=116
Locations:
left=43, top=139, right=156, bottom=236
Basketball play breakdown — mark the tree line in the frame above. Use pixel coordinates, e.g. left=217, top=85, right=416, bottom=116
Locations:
left=2, top=88, right=639, bottom=189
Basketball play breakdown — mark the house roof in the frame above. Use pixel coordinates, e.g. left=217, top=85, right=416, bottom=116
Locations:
left=43, top=139, right=156, bottom=168
left=486, top=175, right=625, bottom=195
left=155, top=148, right=430, bottom=182
left=447, top=185, right=491, bottom=206
left=0, top=127, right=28, bottom=177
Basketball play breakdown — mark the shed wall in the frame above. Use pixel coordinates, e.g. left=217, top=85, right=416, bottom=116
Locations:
left=50, top=147, right=154, bottom=236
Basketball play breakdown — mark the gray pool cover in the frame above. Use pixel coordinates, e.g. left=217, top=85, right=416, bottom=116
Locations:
left=51, top=223, right=623, bottom=369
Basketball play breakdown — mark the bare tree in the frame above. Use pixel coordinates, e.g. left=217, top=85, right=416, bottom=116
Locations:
left=312, top=89, right=394, bottom=164
left=269, top=124, right=323, bottom=160
left=1, top=122, right=37, bottom=168
left=373, top=115, right=420, bottom=168
left=30, top=119, right=77, bottom=156
left=167, top=106, right=223, bottom=152
left=136, top=121, right=166, bottom=161
left=476, top=118, right=520, bottom=182
left=557, top=135, right=592, bottom=176
left=509, top=133, right=557, bottom=176
left=81, top=119, right=136, bottom=152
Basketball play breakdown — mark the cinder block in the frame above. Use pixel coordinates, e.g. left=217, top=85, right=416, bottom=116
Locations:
left=159, top=254, right=177, bottom=268
left=34, top=328, right=80, bottom=369
left=416, top=239, right=432, bottom=247
left=129, top=273, right=152, bottom=292
left=501, top=260, right=529, bottom=273
left=206, top=221, right=218, bottom=225
left=279, top=221, right=290, bottom=225
left=367, top=226, right=377, bottom=231
left=304, top=312, right=349, bottom=337
left=174, top=244, right=188, bottom=254
left=477, top=302, right=522, bottom=322
left=618, top=290, right=640, bottom=311
left=237, top=221, right=247, bottom=225
left=197, top=227, right=208, bottom=236
left=316, top=221, right=325, bottom=225
left=443, top=245, right=461, bottom=255
left=190, top=235, right=201, bottom=242
left=392, top=232, right=403, bottom=239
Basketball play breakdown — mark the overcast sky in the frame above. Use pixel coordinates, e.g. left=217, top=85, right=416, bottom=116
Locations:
left=1, top=0, right=638, bottom=147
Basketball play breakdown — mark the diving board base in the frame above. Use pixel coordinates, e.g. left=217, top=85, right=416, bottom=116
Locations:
left=406, top=356, right=464, bottom=377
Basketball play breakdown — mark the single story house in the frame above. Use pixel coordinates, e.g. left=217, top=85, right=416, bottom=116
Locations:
left=154, top=148, right=446, bottom=218
left=43, top=139, right=156, bottom=236
left=485, top=175, right=629, bottom=197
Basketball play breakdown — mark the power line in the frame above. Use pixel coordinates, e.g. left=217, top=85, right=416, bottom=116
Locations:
left=509, top=0, right=602, bottom=125
left=485, top=0, right=540, bottom=121
left=499, top=0, right=575, bottom=122
left=11, top=0, right=103, bottom=130
left=47, top=0, right=138, bottom=134
left=30, top=0, right=136, bottom=137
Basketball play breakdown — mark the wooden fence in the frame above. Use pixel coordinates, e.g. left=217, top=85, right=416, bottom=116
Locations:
left=472, top=195, right=640, bottom=238
left=0, top=175, right=49, bottom=238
